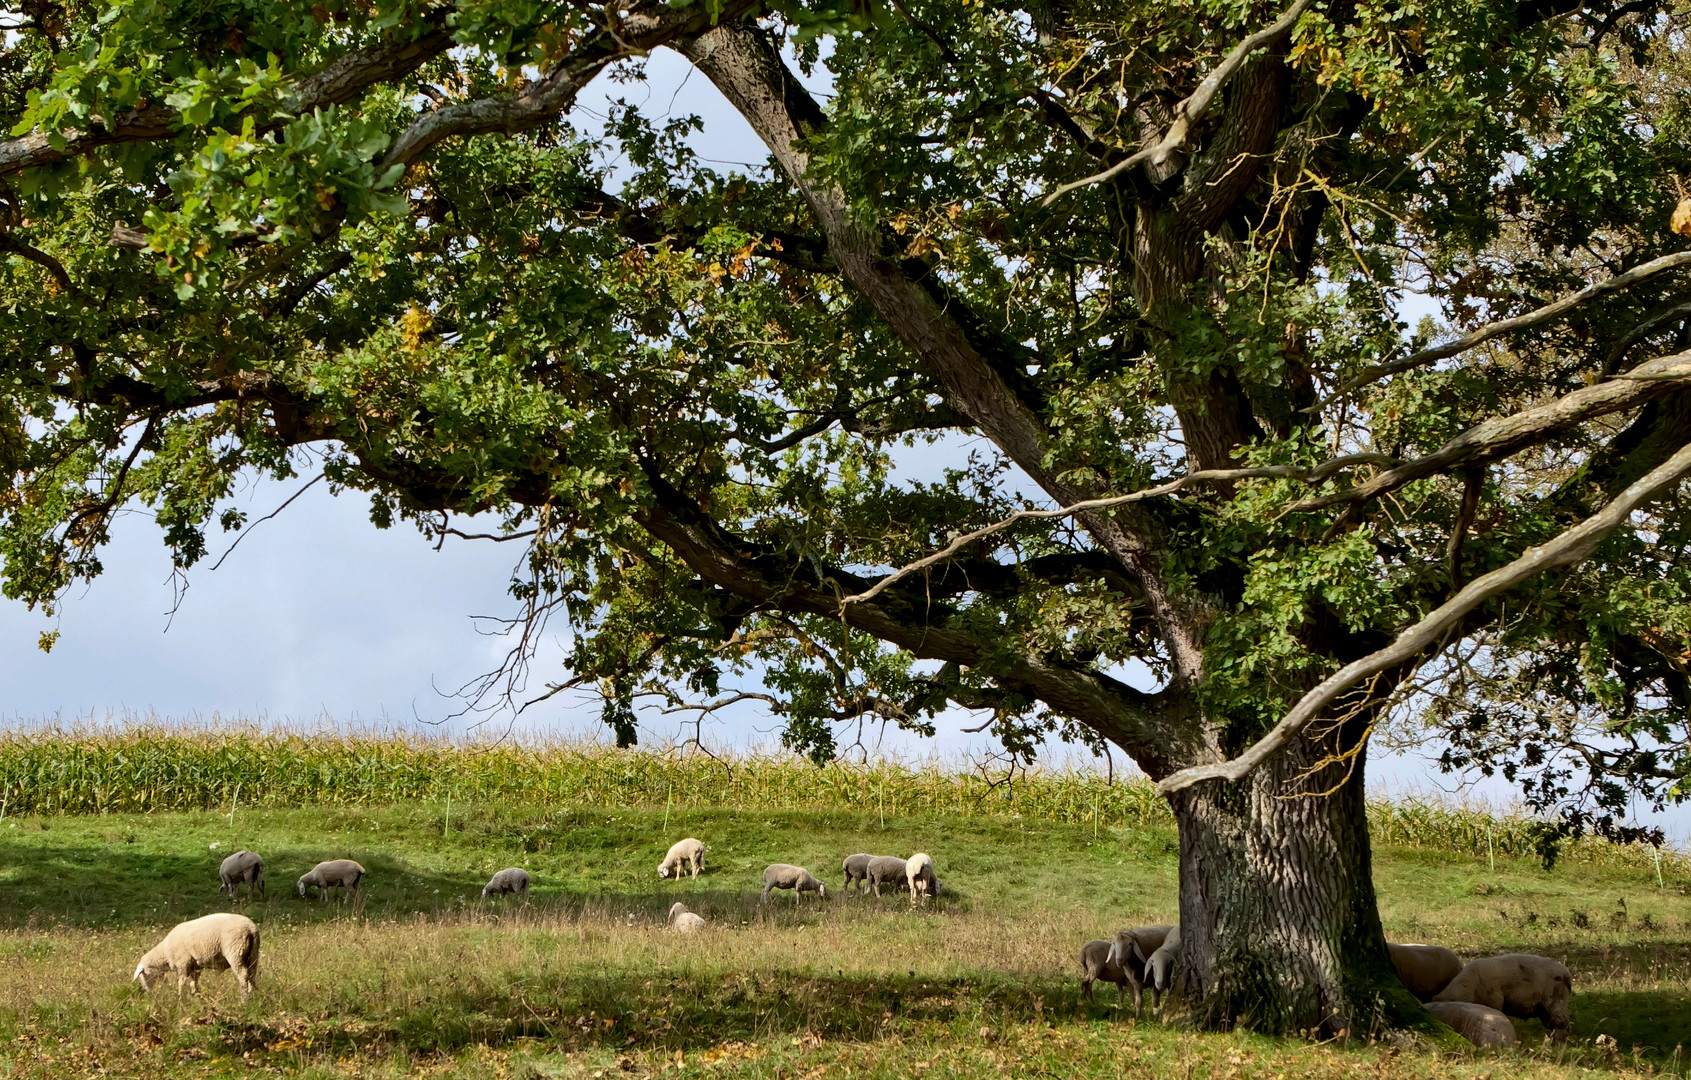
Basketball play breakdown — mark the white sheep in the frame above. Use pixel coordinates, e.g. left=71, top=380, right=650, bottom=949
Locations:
left=297, top=859, right=366, bottom=903
left=865, top=856, right=908, bottom=896
left=1432, top=953, right=1572, bottom=1044
left=761, top=863, right=827, bottom=902
left=1388, top=942, right=1464, bottom=1000
left=1144, top=923, right=1180, bottom=1010
left=658, top=837, right=706, bottom=879
left=1104, top=924, right=1175, bottom=1016
left=1426, top=1001, right=1519, bottom=1048
left=905, top=852, right=940, bottom=903
left=133, top=912, right=260, bottom=996
left=842, top=853, right=877, bottom=895
left=668, top=901, right=706, bottom=933
left=218, top=850, right=265, bottom=900
left=1079, top=940, right=1131, bottom=1006
left=482, top=867, right=530, bottom=899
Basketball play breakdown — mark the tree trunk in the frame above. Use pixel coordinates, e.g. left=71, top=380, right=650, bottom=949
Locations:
left=1165, top=737, right=1424, bottom=1036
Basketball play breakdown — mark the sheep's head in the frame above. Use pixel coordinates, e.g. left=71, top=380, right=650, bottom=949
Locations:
left=1149, top=948, right=1177, bottom=991
left=817, top=882, right=827, bottom=898
left=133, top=959, right=160, bottom=991
left=481, top=884, right=495, bottom=898
left=658, top=865, right=671, bottom=879
left=296, top=875, right=312, bottom=898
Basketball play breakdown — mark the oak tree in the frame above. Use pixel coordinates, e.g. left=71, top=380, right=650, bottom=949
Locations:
left=3, top=0, right=1690, bottom=1033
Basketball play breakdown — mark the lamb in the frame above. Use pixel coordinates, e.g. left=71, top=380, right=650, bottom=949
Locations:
left=865, top=856, right=908, bottom=896
left=133, top=912, right=260, bottom=997
left=1388, top=942, right=1464, bottom=1000
left=482, top=867, right=531, bottom=899
left=658, top=837, right=706, bottom=879
left=1143, top=923, right=1181, bottom=1010
left=905, top=852, right=941, bottom=903
left=1104, top=924, right=1175, bottom=1016
left=668, top=901, right=706, bottom=933
left=761, top=863, right=827, bottom=902
left=842, top=853, right=877, bottom=895
left=218, top=850, right=265, bottom=900
left=297, top=859, right=366, bottom=903
left=1079, top=940, right=1132, bottom=1006
left=1432, top=953, right=1572, bottom=1044
left=1426, top=1001, right=1519, bottom=1048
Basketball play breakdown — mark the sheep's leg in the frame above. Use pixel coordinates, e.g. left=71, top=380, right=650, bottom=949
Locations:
left=1081, top=978, right=1093, bottom=1003
left=760, top=884, right=773, bottom=903
left=1115, top=981, right=1125, bottom=1007
left=1131, top=982, right=1143, bottom=1017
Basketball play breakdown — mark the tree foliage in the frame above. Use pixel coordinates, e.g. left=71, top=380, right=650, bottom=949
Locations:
left=3, top=0, right=1691, bottom=1018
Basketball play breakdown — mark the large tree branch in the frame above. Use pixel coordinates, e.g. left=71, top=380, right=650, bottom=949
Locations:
left=0, top=28, right=455, bottom=179
left=1287, top=349, right=1691, bottom=514
left=1159, top=437, right=1691, bottom=794
left=1329, top=250, right=1691, bottom=401
left=1041, top=0, right=1316, bottom=205
left=676, top=24, right=1218, bottom=682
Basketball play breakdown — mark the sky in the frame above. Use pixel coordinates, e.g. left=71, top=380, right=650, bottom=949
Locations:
left=3, top=45, right=1686, bottom=847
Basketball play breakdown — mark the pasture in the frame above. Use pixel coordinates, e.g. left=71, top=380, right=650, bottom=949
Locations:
left=0, top=790, right=1687, bottom=1080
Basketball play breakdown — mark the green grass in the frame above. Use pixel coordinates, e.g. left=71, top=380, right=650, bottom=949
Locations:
left=0, top=798, right=1686, bottom=1079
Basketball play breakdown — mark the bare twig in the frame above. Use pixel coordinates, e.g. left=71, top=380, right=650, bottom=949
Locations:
left=207, top=473, right=326, bottom=572
left=1158, top=438, right=1691, bottom=795
left=1041, top=0, right=1316, bottom=205
left=1328, top=250, right=1691, bottom=402
left=839, top=453, right=1399, bottom=608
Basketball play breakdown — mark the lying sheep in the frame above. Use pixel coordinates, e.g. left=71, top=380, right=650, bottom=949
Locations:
left=297, top=859, right=366, bottom=903
left=658, top=837, right=706, bottom=879
left=668, top=901, right=706, bottom=933
left=1389, top=942, right=1464, bottom=1000
left=1426, top=1001, right=1519, bottom=1048
left=1432, top=953, right=1572, bottom=1044
left=133, top=912, right=260, bottom=996
left=1079, top=940, right=1131, bottom=1006
left=1144, top=924, right=1180, bottom=1010
left=482, top=867, right=530, bottom=899
left=865, top=856, right=908, bottom=896
left=906, top=852, right=940, bottom=903
left=218, top=850, right=265, bottom=900
left=761, top=863, right=827, bottom=902
left=1105, top=924, right=1174, bottom=1017
left=842, top=853, right=877, bottom=895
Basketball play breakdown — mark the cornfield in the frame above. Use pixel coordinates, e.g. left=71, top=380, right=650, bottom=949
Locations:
left=0, top=723, right=1682, bottom=875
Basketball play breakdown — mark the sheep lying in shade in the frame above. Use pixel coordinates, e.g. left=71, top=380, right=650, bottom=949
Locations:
left=298, top=859, right=366, bottom=903
left=1105, top=924, right=1174, bottom=1017
left=761, top=863, right=827, bottom=902
left=1426, top=1001, right=1519, bottom=1048
left=1388, top=942, right=1464, bottom=1000
left=482, top=867, right=530, bottom=899
left=218, top=850, right=265, bottom=900
left=1432, top=953, right=1572, bottom=1044
left=865, top=856, right=908, bottom=896
left=668, top=902, right=706, bottom=933
left=905, top=852, right=941, bottom=903
left=658, top=838, right=706, bottom=879
left=842, top=853, right=877, bottom=895
left=133, top=913, right=260, bottom=996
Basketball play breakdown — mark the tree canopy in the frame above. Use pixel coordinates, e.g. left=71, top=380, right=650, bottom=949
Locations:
left=4, top=0, right=1691, bottom=1029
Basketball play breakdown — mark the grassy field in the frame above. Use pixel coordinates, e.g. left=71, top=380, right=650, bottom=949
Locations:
left=0, top=796, right=1687, bottom=1080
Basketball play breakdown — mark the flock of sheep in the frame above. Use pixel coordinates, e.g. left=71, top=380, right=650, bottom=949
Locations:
left=1081, top=927, right=1572, bottom=1048
left=128, top=838, right=1574, bottom=1050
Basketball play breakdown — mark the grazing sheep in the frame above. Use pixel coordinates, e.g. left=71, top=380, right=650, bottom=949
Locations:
left=668, top=901, right=706, bottom=933
left=297, top=859, right=366, bottom=903
left=761, top=863, right=827, bottom=902
left=1144, top=924, right=1181, bottom=1010
left=658, top=837, right=706, bottom=879
left=842, top=853, right=877, bottom=895
left=1432, top=953, right=1572, bottom=1044
left=1104, top=924, right=1175, bottom=1016
left=133, top=912, right=260, bottom=997
left=1389, top=942, right=1464, bottom=1000
left=482, top=867, right=530, bottom=899
left=218, top=850, right=265, bottom=900
left=865, top=856, right=909, bottom=896
left=1079, top=939, right=1132, bottom=1006
left=905, top=852, right=940, bottom=903
left=1426, top=1001, right=1519, bottom=1048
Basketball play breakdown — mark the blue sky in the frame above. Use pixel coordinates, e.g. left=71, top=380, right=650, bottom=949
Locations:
left=4, top=48, right=1686, bottom=847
